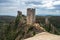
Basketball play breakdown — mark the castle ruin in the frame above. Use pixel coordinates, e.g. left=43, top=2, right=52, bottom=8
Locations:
left=45, top=17, right=49, bottom=25
left=27, top=8, right=35, bottom=25
left=17, top=11, right=23, bottom=24
left=17, top=11, right=22, bottom=17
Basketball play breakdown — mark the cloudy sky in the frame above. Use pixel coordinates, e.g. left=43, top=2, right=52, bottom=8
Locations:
left=0, top=0, right=60, bottom=16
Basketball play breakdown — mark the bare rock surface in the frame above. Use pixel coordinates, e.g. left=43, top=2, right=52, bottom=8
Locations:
left=24, top=32, right=60, bottom=40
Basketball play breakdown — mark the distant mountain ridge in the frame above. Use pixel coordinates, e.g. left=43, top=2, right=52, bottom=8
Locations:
left=0, top=15, right=16, bottom=23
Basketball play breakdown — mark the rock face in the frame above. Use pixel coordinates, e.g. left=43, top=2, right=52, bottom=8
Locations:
left=24, top=32, right=60, bottom=40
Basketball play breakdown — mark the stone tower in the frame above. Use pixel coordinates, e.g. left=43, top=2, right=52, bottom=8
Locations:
left=17, top=11, right=23, bottom=24
left=45, top=16, right=51, bottom=25
left=45, top=17, right=49, bottom=25
left=17, top=11, right=22, bottom=17
left=27, top=8, right=35, bottom=25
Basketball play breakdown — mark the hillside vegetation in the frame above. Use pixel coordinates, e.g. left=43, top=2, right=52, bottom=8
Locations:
left=0, top=15, right=60, bottom=40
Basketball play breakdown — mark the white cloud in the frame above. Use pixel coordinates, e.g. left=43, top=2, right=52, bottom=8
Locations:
left=0, top=0, right=20, bottom=16
left=21, top=0, right=41, bottom=2
left=0, top=6, right=18, bottom=10
left=0, top=0, right=60, bottom=16
left=41, top=1, right=53, bottom=8
left=20, top=0, right=60, bottom=15
left=20, top=0, right=60, bottom=9
left=53, top=1, right=60, bottom=5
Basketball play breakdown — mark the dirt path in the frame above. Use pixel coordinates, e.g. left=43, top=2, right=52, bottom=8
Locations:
left=24, top=32, right=60, bottom=40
